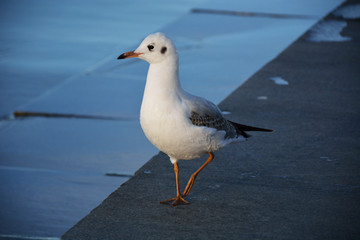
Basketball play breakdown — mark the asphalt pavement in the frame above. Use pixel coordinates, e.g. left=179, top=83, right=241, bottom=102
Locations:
left=62, top=1, right=360, bottom=239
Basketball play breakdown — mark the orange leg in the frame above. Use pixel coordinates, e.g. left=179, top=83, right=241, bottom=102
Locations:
left=160, top=162, right=189, bottom=206
left=182, top=152, right=214, bottom=197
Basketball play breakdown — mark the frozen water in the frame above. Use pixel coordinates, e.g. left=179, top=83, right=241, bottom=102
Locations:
left=333, top=3, right=360, bottom=19
left=0, top=235, right=59, bottom=240
left=0, top=118, right=156, bottom=174
left=0, top=164, right=124, bottom=238
left=0, top=0, right=207, bottom=118
left=269, top=76, right=289, bottom=85
left=0, top=117, right=157, bottom=237
left=306, top=20, right=351, bottom=42
left=16, top=0, right=344, bottom=115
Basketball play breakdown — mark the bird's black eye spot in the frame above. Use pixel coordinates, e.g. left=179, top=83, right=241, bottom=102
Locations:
left=147, top=45, right=154, bottom=51
left=161, top=46, right=167, bottom=54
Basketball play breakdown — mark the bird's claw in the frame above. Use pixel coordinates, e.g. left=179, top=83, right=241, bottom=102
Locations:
left=160, top=196, right=189, bottom=206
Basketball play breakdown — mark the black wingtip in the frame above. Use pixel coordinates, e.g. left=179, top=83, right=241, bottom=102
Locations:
left=259, top=128, right=274, bottom=132
left=229, top=121, right=274, bottom=135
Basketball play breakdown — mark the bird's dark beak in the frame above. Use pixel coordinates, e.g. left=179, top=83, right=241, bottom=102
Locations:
left=117, top=51, right=142, bottom=59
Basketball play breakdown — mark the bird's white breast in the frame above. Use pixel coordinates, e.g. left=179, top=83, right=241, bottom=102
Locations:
left=138, top=58, right=233, bottom=162
left=140, top=91, right=229, bottom=161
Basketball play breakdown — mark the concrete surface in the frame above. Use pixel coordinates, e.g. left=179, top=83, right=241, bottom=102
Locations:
left=62, top=1, right=360, bottom=240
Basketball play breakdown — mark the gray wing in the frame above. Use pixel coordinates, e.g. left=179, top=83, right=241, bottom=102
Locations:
left=184, top=95, right=241, bottom=139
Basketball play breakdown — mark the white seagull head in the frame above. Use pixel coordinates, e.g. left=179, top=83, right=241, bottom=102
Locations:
left=118, top=32, right=177, bottom=64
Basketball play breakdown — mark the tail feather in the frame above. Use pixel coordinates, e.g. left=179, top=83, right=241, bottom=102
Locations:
left=228, top=120, right=274, bottom=138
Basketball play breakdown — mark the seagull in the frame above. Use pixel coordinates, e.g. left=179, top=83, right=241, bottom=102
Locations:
left=118, top=32, right=273, bottom=206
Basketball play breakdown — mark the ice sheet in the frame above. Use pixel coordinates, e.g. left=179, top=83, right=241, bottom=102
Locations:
left=0, top=117, right=157, bottom=237
left=17, top=7, right=325, bottom=114
left=0, top=0, right=206, bottom=118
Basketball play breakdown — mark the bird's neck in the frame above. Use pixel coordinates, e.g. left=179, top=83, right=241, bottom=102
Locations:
left=144, top=57, right=183, bottom=96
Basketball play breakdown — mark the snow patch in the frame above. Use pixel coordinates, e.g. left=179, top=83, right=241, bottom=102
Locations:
left=307, top=20, right=351, bottom=42
left=221, top=111, right=231, bottom=115
left=257, top=96, right=268, bottom=100
left=333, top=4, right=360, bottom=19
left=269, top=76, right=289, bottom=85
